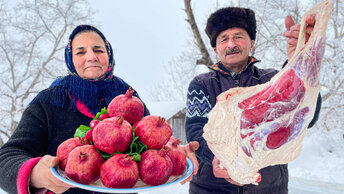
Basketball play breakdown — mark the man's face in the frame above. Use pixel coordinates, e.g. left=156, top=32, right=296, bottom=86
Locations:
left=214, top=27, right=254, bottom=73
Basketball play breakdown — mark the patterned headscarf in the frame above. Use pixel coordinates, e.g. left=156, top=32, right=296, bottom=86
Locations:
left=64, top=25, right=115, bottom=80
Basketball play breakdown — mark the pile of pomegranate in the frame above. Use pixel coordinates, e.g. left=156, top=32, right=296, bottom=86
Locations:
left=56, top=88, right=187, bottom=188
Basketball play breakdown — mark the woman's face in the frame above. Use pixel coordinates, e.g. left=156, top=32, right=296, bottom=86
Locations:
left=72, top=31, right=109, bottom=79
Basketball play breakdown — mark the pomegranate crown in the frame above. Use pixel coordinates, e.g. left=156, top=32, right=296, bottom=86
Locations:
left=120, top=155, right=134, bottom=166
left=78, top=152, right=87, bottom=161
left=171, top=137, right=181, bottom=147
left=158, top=148, right=169, bottom=157
left=115, top=116, right=124, bottom=125
left=125, top=87, right=135, bottom=98
left=78, top=136, right=87, bottom=145
left=157, top=116, right=166, bottom=127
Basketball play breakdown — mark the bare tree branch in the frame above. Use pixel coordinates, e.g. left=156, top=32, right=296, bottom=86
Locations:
left=0, top=0, right=94, bottom=143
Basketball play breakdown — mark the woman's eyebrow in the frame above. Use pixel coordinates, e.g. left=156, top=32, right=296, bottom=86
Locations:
left=74, top=46, right=85, bottom=52
left=93, top=45, right=106, bottom=49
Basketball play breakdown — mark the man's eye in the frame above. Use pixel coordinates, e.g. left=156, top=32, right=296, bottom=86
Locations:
left=95, top=50, right=105, bottom=53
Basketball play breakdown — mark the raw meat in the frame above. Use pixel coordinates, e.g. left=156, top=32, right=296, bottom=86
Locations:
left=203, top=0, right=333, bottom=185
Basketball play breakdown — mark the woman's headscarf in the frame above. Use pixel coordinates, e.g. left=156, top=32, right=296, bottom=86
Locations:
left=64, top=25, right=115, bottom=80
left=31, top=25, right=144, bottom=118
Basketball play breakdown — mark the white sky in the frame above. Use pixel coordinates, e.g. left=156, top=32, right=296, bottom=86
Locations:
left=89, top=0, right=222, bottom=103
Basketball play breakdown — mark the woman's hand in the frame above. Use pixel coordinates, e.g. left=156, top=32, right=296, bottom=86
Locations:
left=180, top=141, right=199, bottom=184
left=30, top=155, right=73, bottom=193
left=212, top=157, right=243, bottom=186
left=283, top=14, right=316, bottom=61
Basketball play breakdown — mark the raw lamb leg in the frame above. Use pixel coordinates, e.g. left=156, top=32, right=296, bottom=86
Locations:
left=203, top=0, right=333, bottom=185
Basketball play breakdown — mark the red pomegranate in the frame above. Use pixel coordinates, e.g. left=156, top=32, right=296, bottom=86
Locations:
left=107, top=88, right=144, bottom=124
left=100, top=154, right=139, bottom=188
left=85, top=129, right=93, bottom=142
left=135, top=116, right=172, bottom=149
left=56, top=137, right=89, bottom=170
left=65, top=145, right=104, bottom=185
left=164, top=136, right=187, bottom=175
left=89, top=119, right=99, bottom=129
left=92, top=116, right=133, bottom=154
left=138, top=149, right=173, bottom=186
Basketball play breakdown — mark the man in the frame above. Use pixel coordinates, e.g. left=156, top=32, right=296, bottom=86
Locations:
left=185, top=7, right=321, bottom=194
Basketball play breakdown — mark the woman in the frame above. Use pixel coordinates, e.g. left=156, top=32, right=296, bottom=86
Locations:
left=0, top=25, right=199, bottom=194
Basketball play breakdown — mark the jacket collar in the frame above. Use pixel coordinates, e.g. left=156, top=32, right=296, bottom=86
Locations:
left=208, top=56, right=260, bottom=76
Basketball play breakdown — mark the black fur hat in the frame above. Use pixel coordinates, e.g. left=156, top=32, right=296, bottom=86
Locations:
left=205, top=7, right=257, bottom=47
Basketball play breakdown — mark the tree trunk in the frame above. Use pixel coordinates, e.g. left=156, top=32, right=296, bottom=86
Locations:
left=184, top=0, right=213, bottom=67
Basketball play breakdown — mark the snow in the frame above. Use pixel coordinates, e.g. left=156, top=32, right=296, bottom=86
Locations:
left=0, top=128, right=343, bottom=194
left=289, top=128, right=344, bottom=185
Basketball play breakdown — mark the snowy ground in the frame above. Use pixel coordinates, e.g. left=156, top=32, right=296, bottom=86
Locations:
left=0, top=128, right=343, bottom=194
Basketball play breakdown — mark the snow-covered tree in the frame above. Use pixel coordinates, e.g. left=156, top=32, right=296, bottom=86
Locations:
left=0, top=0, right=94, bottom=145
left=316, top=0, right=344, bottom=131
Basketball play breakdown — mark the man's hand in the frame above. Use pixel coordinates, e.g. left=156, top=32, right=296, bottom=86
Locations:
left=212, top=157, right=243, bottom=186
left=283, top=14, right=316, bottom=61
left=180, top=141, right=199, bottom=184
left=30, top=155, right=73, bottom=193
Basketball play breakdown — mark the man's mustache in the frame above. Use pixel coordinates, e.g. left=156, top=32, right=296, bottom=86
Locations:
left=225, top=47, right=242, bottom=56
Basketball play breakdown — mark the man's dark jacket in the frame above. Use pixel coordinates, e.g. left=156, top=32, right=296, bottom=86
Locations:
left=185, top=57, right=321, bottom=194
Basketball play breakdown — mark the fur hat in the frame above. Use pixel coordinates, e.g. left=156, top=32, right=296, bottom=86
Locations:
left=205, top=7, right=257, bottom=47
